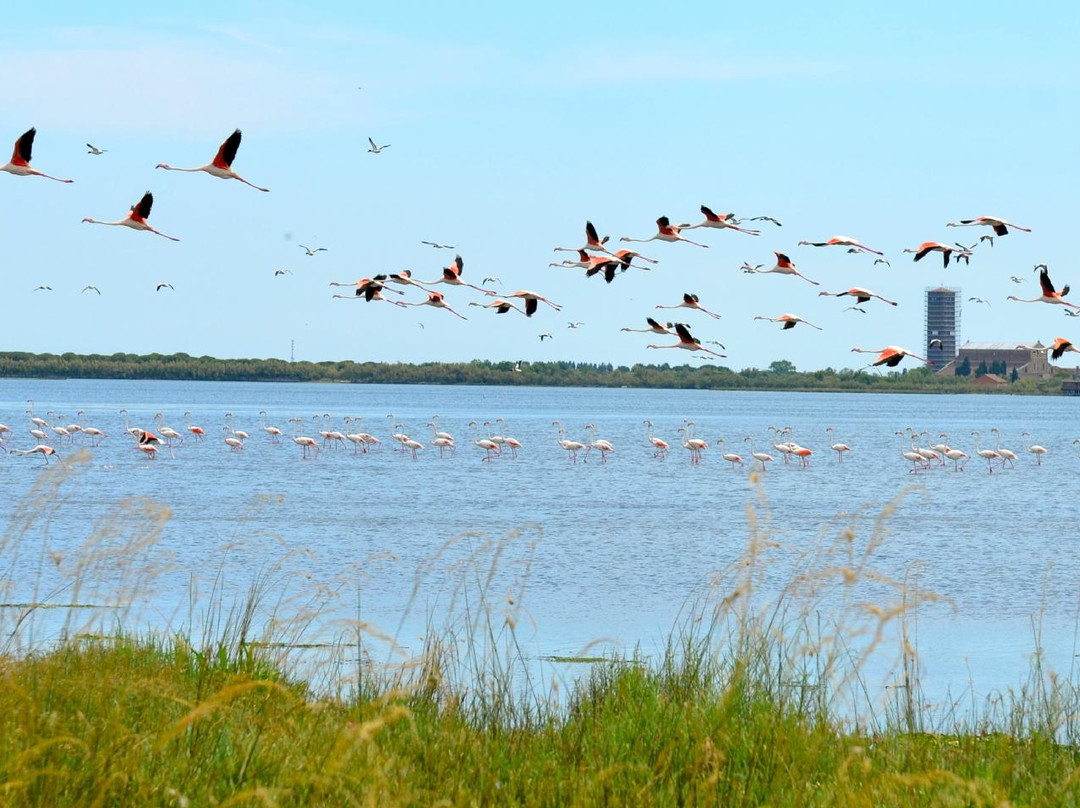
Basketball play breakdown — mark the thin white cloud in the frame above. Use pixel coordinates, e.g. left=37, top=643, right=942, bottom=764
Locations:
left=543, top=49, right=837, bottom=85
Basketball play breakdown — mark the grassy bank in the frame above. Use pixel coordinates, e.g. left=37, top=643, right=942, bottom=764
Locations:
left=3, top=471, right=1080, bottom=805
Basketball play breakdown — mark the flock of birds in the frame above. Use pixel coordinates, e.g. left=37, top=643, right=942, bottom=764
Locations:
left=6, top=124, right=1079, bottom=371
left=0, top=401, right=1067, bottom=475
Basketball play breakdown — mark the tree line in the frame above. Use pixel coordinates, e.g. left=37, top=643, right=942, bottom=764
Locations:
left=0, top=351, right=1069, bottom=394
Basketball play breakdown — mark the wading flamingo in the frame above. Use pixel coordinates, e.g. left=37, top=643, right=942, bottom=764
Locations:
left=970, top=430, right=1000, bottom=474
left=990, top=427, right=1017, bottom=469
left=552, top=420, right=585, bottom=463
left=644, top=420, right=669, bottom=459
left=584, top=423, right=614, bottom=464
left=1021, top=431, right=1047, bottom=465
left=715, top=437, right=744, bottom=469
left=896, top=430, right=927, bottom=473
left=10, top=444, right=62, bottom=464
left=471, top=420, right=502, bottom=461
left=743, top=435, right=774, bottom=471
left=825, top=426, right=851, bottom=463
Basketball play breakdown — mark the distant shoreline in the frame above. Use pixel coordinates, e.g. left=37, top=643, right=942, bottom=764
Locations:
left=0, top=351, right=1071, bottom=395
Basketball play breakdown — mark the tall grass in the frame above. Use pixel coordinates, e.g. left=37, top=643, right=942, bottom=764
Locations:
left=1, top=461, right=1079, bottom=805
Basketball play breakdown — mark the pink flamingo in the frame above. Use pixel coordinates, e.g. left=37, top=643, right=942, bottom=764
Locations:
left=82, top=191, right=179, bottom=241
left=1, top=128, right=72, bottom=183
left=683, top=205, right=760, bottom=235
left=621, top=215, right=708, bottom=248
left=155, top=129, right=269, bottom=191
left=745, top=252, right=820, bottom=285
left=797, top=235, right=883, bottom=255
left=10, top=444, right=63, bottom=464
left=655, top=292, right=722, bottom=320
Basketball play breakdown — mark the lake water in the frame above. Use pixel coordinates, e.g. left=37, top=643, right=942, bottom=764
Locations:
left=2, top=379, right=1079, bottom=716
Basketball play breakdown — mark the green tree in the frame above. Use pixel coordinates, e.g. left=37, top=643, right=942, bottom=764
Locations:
left=955, top=357, right=971, bottom=377
left=769, top=360, right=796, bottom=374
left=1010, top=368, right=1019, bottom=383
left=975, top=360, right=988, bottom=378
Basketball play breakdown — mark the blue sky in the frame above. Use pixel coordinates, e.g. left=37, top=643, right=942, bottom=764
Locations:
left=2, top=1, right=1076, bottom=370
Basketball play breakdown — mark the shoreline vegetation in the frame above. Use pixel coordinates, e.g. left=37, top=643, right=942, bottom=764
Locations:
left=0, top=351, right=1074, bottom=394
left=3, top=471, right=1080, bottom=804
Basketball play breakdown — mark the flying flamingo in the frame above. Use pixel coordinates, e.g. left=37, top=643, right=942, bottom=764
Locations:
left=656, top=292, right=722, bottom=319
left=468, top=298, right=526, bottom=315
left=1008, top=268, right=1079, bottom=309
left=644, top=419, right=669, bottom=459
left=553, top=221, right=626, bottom=257
left=155, top=129, right=269, bottom=191
left=745, top=253, right=820, bottom=285
left=753, top=313, right=822, bottom=330
left=647, top=322, right=726, bottom=358
left=583, top=423, right=614, bottom=464
left=330, top=276, right=405, bottom=301
left=10, top=444, right=63, bottom=464
left=1, top=128, right=73, bottom=183
left=505, top=290, right=562, bottom=317
left=402, top=290, right=468, bottom=320
left=715, top=437, right=744, bottom=469
left=683, top=205, right=760, bottom=235
left=817, top=287, right=898, bottom=307
left=902, top=242, right=954, bottom=268
left=470, top=420, right=502, bottom=461
left=946, top=216, right=1030, bottom=237
left=797, top=235, right=883, bottom=255
left=418, top=255, right=497, bottom=295
left=1019, top=431, right=1047, bottom=465
left=581, top=250, right=656, bottom=283
left=1051, top=337, right=1080, bottom=360
left=383, top=270, right=432, bottom=291
left=550, top=249, right=594, bottom=269
left=82, top=191, right=180, bottom=241
left=825, top=427, right=851, bottom=463
left=850, top=346, right=930, bottom=368
left=620, top=216, right=708, bottom=248
left=621, top=317, right=675, bottom=335
left=990, top=428, right=1017, bottom=469
left=743, top=435, right=774, bottom=471
left=552, top=420, right=585, bottom=463
left=970, top=430, right=1000, bottom=474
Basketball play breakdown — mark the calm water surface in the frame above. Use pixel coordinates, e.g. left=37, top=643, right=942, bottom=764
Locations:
left=3, top=379, right=1079, bottom=708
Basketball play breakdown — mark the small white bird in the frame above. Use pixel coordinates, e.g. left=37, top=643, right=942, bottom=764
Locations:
left=81, top=284, right=101, bottom=294
left=1064, top=309, right=1080, bottom=318
left=299, top=245, right=327, bottom=256
left=33, top=285, right=52, bottom=292
left=86, top=143, right=107, bottom=155
left=844, top=306, right=867, bottom=313
left=968, top=296, right=991, bottom=306
left=1010, top=276, right=1024, bottom=284
left=874, top=257, right=891, bottom=267
left=740, top=262, right=764, bottom=274
left=539, top=333, right=553, bottom=341
left=368, top=137, right=390, bottom=154
left=274, top=269, right=292, bottom=276
left=482, top=276, right=501, bottom=285
left=568, top=322, right=584, bottom=329
left=421, top=240, right=455, bottom=249
left=156, top=282, right=174, bottom=292
left=513, top=360, right=524, bottom=372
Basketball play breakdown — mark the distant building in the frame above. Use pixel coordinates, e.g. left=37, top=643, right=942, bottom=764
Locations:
left=924, top=287, right=960, bottom=369
left=973, top=373, right=1007, bottom=387
left=936, top=341, right=1051, bottom=379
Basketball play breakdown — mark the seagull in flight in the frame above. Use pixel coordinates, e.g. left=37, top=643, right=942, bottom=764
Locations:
left=33, top=285, right=52, bottom=292
left=740, top=262, right=763, bottom=274
left=873, top=257, right=891, bottom=267
left=568, top=322, right=584, bottom=329
left=844, top=306, right=867, bottom=313
left=1065, top=309, right=1080, bottom=317
left=1010, top=276, right=1024, bottom=284
left=81, top=285, right=101, bottom=294
left=481, top=276, right=501, bottom=285
left=513, top=360, right=524, bottom=372
left=736, top=215, right=782, bottom=227
left=156, top=282, right=174, bottom=292
left=367, top=137, right=390, bottom=154
left=539, top=332, right=553, bottom=341
left=86, top=143, right=107, bottom=155
left=421, top=240, right=455, bottom=249
left=968, top=296, right=991, bottom=306
left=299, top=245, right=327, bottom=256
left=274, top=269, right=292, bottom=276
left=979, top=234, right=995, bottom=248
